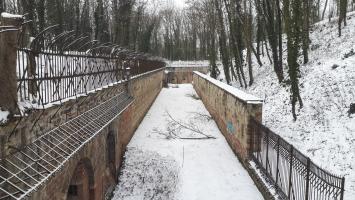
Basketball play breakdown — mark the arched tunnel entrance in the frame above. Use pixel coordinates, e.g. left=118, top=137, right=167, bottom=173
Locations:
left=66, top=159, right=95, bottom=200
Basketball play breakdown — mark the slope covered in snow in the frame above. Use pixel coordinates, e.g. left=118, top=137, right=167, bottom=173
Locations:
left=217, top=13, right=355, bottom=199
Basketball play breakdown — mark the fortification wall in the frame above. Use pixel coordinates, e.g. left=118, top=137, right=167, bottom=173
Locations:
left=0, top=69, right=164, bottom=200
left=193, top=71, right=263, bottom=161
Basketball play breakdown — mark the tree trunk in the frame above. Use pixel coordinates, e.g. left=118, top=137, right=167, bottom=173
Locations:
left=0, top=0, right=5, bottom=13
left=223, top=0, right=244, bottom=87
left=303, top=0, right=310, bottom=64
left=284, top=0, right=304, bottom=120
left=215, top=0, right=231, bottom=84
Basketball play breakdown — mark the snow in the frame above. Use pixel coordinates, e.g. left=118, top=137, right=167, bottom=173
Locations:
left=113, top=148, right=179, bottom=200
left=1, top=12, right=23, bottom=19
left=249, top=161, right=280, bottom=200
left=112, top=84, right=263, bottom=200
left=168, top=60, right=209, bottom=68
left=0, top=108, right=10, bottom=124
left=195, top=71, right=263, bottom=104
left=216, top=13, right=355, bottom=200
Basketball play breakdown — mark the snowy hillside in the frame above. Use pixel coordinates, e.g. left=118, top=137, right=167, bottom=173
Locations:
left=217, top=13, right=355, bottom=200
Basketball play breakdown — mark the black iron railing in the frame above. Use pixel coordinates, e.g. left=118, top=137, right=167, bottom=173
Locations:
left=16, top=25, right=165, bottom=106
left=249, top=118, right=345, bottom=200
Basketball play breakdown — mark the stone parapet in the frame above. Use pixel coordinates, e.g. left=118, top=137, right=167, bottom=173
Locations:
left=193, top=71, right=263, bottom=161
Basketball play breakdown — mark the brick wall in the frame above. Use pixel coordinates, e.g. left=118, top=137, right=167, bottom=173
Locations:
left=0, top=69, right=164, bottom=200
left=193, top=72, right=263, bottom=161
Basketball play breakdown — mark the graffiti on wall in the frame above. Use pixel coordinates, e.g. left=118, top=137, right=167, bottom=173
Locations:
left=227, top=121, right=235, bottom=134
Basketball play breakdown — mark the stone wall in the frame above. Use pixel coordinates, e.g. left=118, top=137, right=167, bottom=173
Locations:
left=0, top=68, right=164, bottom=200
left=166, top=66, right=209, bottom=84
left=193, top=72, right=263, bottom=161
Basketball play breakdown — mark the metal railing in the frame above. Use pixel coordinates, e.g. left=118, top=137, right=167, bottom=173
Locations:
left=249, top=118, right=345, bottom=200
left=0, top=92, right=134, bottom=200
left=16, top=25, right=165, bottom=106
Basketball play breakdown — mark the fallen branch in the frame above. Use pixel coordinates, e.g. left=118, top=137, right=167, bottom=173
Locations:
left=165, top=111, right=216, bottom=140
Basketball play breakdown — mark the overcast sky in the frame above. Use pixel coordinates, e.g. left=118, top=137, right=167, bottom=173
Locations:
left=174, top=0, right=186, bottom=8
left=147, top=0, right=186, bottom=11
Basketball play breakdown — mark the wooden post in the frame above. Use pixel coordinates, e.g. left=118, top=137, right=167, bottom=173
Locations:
left=0, top=13, right=23, bottom=116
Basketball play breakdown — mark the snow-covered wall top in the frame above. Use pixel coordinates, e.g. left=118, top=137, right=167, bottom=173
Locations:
left=168, top=60, right=209, bottom=68
left=194, top=71, right=263, bottom=104
left=1, top=13, right=23, bottom=19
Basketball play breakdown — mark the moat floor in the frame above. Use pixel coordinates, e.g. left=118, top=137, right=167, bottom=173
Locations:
left=112, top=84, right=263, bottom=200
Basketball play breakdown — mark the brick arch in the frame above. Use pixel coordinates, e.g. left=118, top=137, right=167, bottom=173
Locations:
left=66, top=158, right=95, bottom=200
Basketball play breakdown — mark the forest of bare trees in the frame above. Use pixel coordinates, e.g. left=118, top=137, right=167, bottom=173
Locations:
left=0, top=0, right=212, bottom=60
left=0, top=0, right=354, bottom=119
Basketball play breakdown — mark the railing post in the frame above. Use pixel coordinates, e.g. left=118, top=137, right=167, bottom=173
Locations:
left=275, top=136, right=280, bottom=187
left=28, top=51, right=38, bottom=99
left=305, top=158, right=311, bottom=200
left=340, top=177, right=345, bottom=200
left=0, top=14, right=23, bottom=117
left=265, top=129, right=270, bottom=174
left=123, top=60, right=131, bottom=95
left=288, top=145, right=294, bottom=199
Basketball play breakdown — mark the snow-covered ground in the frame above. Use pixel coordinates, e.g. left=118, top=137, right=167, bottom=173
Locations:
left=112, top=84, right=263, bottom=200
left=0, top=108, right=10, bottom=124
left=217, top=13, right=355, bottom=200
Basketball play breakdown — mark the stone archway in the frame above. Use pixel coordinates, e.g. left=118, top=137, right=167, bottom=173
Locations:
left=66, top=158, right=95, bottom=200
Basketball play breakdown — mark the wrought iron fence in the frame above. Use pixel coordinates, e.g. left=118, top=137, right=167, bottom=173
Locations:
left=16, top=25, right=165, bottom=106
left=249, top=118, right=345, bottom=200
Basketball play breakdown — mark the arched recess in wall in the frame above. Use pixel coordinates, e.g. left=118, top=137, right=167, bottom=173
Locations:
left=66, top=158, right=95, bottom=200
left=107, top=130, right=116, bottom=179
left=174, top=74, right=179, bottom=84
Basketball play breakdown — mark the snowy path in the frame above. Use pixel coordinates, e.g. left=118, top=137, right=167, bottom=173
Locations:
left=112, top=84, right=263, bottom=200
